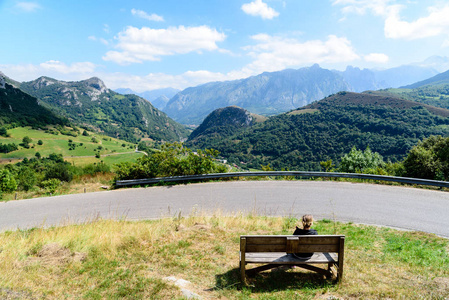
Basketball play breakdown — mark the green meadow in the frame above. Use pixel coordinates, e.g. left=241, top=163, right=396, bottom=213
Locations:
left=0, top=126, right=140, bottom=166
left=0, top=215, right=447, bottom=299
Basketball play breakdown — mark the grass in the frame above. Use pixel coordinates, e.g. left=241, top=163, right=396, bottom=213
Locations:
left=288, top=108, right=319, bottom=115
left=0, top=214, right=448, bottom=299
left=0, top=126, right=138, bottom=166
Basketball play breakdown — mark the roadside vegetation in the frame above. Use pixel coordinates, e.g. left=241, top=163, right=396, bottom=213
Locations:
left=0, top=214, right=447, bottom=299
left=0, top=124, right=448, bottom=201
left=0, top=126, right=140, bottom=200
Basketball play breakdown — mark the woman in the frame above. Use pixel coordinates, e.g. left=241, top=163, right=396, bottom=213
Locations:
left=292, top=214, right=318, bottom=259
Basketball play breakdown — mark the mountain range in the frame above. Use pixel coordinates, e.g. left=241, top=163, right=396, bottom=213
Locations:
left=162, top=63, right=439, bottom=125
left=186, top=91, right=449, bottom=170
left=114, top=87, right=180, bottom=111
left=1, top=73, right=188, bottom=143
left=2, top=57, right=449, bottom=171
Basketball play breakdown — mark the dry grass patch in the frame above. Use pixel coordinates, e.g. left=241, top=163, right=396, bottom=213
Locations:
left=0, top=215, right=448, bottom=299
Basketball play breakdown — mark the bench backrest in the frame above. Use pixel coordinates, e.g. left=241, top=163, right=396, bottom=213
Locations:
left=240, top=235, right=345, bottom=253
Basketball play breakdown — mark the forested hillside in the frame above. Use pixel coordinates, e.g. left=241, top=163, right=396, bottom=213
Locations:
left=188, top=106, right=266, bottom=143
left=187, top=92, right=449, bottom=171
left=0, top=79, right=66, bottom=128
left=18, top=76, right=188, bottom=143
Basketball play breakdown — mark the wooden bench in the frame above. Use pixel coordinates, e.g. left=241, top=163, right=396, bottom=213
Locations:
left=240, top=235, right=345, bottom=284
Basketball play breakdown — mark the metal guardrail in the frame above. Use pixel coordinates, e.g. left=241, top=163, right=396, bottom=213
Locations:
left=115, top=171, right=449, bottom=188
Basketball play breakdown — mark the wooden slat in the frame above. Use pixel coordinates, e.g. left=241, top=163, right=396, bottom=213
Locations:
left=244, top=235, right=343, bottom=245
left=287, top=244, right=339, bottom=253
left=245, top=252, right=337, bottom=264
left=246, top=243, right=339, bottom=253
left=241, top=235, right=345, bottom=239
left=245, top=237, right=287, bottom=245
left=246, top=244, right=286, bottom=252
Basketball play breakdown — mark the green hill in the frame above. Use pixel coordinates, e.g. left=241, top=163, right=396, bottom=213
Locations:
left=368, top=84, right=449, bottom=111
left=17, top=76, right=188, bottom=143
left=0, top=126, right=140, bottom=166
left=188, top=106, right=266, bottom=145
left=0, top=78, right=66, bottom=128
left=187, top=92, right=449, bottom=170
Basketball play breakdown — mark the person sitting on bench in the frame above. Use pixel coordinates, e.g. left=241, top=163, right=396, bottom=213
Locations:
left=292, top=214, right=318, bottom=259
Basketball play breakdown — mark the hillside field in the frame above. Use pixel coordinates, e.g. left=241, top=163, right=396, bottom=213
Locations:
left=0, top=126, right=142, bottom=166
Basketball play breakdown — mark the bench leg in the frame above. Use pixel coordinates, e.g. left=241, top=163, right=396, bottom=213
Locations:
left=240, top=261, right=247, bottom=285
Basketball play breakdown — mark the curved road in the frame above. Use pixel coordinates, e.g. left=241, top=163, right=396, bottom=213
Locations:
left=0, top=181, right=448, bottom=238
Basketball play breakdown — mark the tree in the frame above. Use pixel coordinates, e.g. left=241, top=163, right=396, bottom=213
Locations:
left=0, top=169, right=18, bottom=193
left=339, top=146, right=385, bottom=173
left=403, top=136, right=449, bottom=180
left=0, top=127, right=8, bottom=137
left=37, top=140, right=43, bottom=145
left=39, top=179, right=60, bottom=194
left=16, top=166, right=37, bottom=191
left=115, top=142, right=227, bottom=181
left=21, top=136, right=32, bottom=149
left=35, top=152, right=41, bottom=159
left=22, top=136, right=32, bottom=144
left=44, top=163, right=73, bottom=182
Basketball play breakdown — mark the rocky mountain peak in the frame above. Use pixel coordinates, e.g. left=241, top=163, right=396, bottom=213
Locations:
left=33, top=76, right=59, bottom=89
left=82, top=77, right=108, bottom=93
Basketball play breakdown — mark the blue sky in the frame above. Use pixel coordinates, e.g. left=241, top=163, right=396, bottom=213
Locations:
left=1, top=0, right=449, bottom=91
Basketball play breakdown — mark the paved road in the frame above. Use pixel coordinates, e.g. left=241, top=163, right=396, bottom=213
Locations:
left=0, top=181, right=448, bottom=238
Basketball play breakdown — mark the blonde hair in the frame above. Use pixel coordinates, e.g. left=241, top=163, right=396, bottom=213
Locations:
left=302, top=214, right=313, bottom=229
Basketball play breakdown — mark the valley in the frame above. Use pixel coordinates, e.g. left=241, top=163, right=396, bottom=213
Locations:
left=1, top=62, right=449, bottom=200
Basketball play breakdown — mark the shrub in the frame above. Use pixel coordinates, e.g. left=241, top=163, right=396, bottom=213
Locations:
left=403, top=135, right=449, bottom=181
left=44, top=163, right=73, bottom=182
left=115, top=143, right=227, bottom=180
left=339, top=146, right=385, bottom=173
left=0, top=169, right=17, bottom=193
left=39, top=178, right=60, bottom=194
left=82, top=162, right=111, bottom=176
left=16, top=166, right=37, bottom=191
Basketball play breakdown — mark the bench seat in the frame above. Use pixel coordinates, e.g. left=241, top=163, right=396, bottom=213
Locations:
left=244, top=252, right=338, bottom=264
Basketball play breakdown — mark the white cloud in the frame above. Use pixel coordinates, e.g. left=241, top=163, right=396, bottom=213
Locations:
left=385, top=5, right=449, bottom=40
left=442, top=39, right=449, bottom=48
left=131, top=9, right=164, bottom=22
left=332, top=0, right=396, bottom=17
left=364, top=53, right=389, bottom=63
left=103, top=25, right=227, bottom=64
left=102, top=70, right=230, bottom=92
left=241, top=34, right=360, bottom=75
left=88, top=36, right=109, bottom=46
left=39, top=61, right=96, bottom=74
left=103, top=24, right=110, bottom=34
left=334, top=1, right=449, bottom=41
left=241, top=0, right=279, bottom=20
left=15, top=2, right=41, bottom=12
left=0, top=61, right=233, bottom=91
left=0, top=61, right=97, bottom=82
